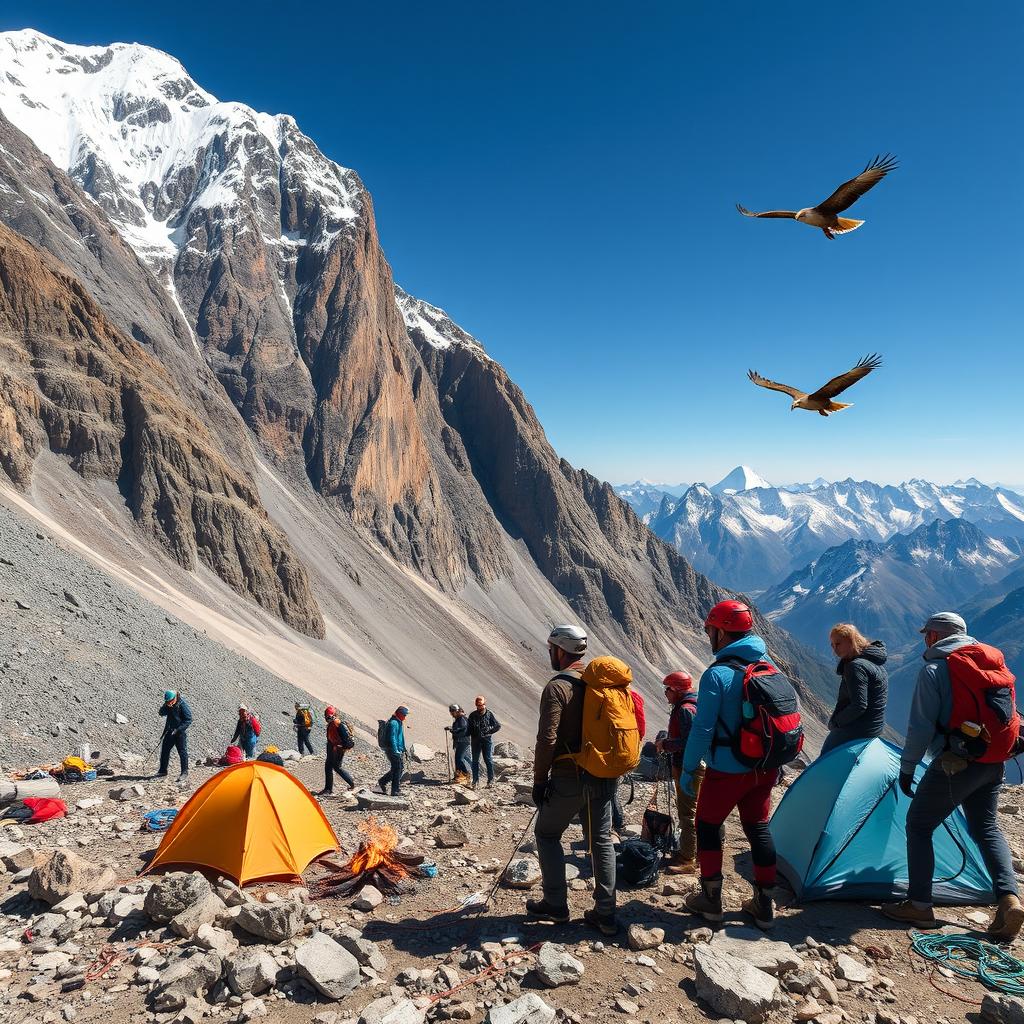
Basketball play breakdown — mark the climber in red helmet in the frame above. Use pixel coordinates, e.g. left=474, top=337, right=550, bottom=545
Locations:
left=656, top=670, right=702, bottom=874
left=682, top=599, right=782, bottom=930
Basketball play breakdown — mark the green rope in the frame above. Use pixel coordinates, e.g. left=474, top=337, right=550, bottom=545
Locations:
left=911, top=932, right=1024, bottom=995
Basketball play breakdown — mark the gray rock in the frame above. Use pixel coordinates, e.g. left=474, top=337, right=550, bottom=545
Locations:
left=834, top=953, right=872, bottom=984
left=170, top=892, right=227, bottom=938
left=493, top=742, right=523, bottom=760
left=503, top=856, right=542, bottom=889
left=453, top=787, right=480, bottom=806
left=154, top=951, right=223, bottom=1003
left=693, top=944, right=780, bottom=1023
left=235, top=900, right=304, bottom=943
left=534, top=943, right=585, bottom=987
left=193, top=923, right=238, bottom=957
left=145, top=872, right=213, bottom=924
left=982, top=994, right=1024, bottom=1024
left=408, top=743, right=435, bottom=763
left=28, top=850, right=116, bottom=905
left=435, top=825, right=470, bottom=848
left=485, top=994, right=556, bottom=1024
left=334, top=925, right=388, bottom=971
left=108, top=893, right=148, bottom=924
left=379, top=1002, right=425, bottom=1024
left=225, top=948, right=279, bottom=996
left=294, top=931, right=361, bottom=1000
left=352, top=886, right=384, bottom=912
left=354, top=789, right=410, bottom=811
left=710, top=929, right=805, bottom=975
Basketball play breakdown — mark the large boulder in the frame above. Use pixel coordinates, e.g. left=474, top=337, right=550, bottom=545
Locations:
left=235, top=900, right=304, bottom=943
left=982, top=993, right=1024, bottom=1024
left=534, top=943, right=584, bottom=987
left=485, top=993, right=556, bottom=1024
left=710, top=929, right=805, bottom=976
left=693, top=944, right=780, bottom=1023
left=493, top=742, right=523, bottom=760
left=28, top=850, right=116, bottom=906
left=145, top=872, right=213, bottom=924
left=294, top=931, right=361, bottom=1000
left=355, top=789, right=410, bottom=811
left=170, top=892, right=227, bottom=938
left=153, top=951, right=223, bottom=1008
left=334, top=924, right=388, bottom=971
left=226, top=948, right=279, bottom=996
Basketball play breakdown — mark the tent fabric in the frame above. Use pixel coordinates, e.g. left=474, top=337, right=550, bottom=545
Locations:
left=145, top=761, right=339, bottom=886
left=771, top=737, right=994, bottom=904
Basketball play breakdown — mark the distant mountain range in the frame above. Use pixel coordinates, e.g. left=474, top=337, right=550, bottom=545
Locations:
left=759, top=518, right=1022, bottom=654
left=615, top=469, right=1024, bottom=593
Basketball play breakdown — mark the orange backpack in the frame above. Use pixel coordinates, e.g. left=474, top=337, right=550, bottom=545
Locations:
left=571, top=656, right=642, bottom=778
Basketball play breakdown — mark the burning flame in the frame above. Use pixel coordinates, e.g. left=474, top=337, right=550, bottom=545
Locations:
left=346, top=816, right=408, bottom=877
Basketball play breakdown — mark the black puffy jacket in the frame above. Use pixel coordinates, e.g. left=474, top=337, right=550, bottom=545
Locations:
left=829, top=640, right=888, bottom=739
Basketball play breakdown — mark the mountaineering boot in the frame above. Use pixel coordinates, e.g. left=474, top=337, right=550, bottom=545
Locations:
left=583, top=907, right=620, bottom=936
left=880, top=900, right=939, bottom=929
left=684, top=876, right=724, bottom=922
left=989, top=894, right=1024, bottom=941
left=665, top=852, right=698, bottom=876
left=525, top=898, right=571, bottom=924
left=742, top=884, right=776, bottom=930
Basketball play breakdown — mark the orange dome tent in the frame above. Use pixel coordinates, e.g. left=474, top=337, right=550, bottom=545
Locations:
left=145, top=761, right=339, bottom=886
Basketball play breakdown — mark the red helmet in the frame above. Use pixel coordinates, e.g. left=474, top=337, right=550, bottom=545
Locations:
left=662, top=671, right=693, bottom=693
left=704, top=600, right=753, bottom=632
left=324, top=706, right=336, bottom=718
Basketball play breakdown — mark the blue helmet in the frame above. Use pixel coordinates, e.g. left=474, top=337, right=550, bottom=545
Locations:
left=164, top=690, right=176, bottom=702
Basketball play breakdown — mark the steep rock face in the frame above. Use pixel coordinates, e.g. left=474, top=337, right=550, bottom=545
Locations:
left=0, top=223, right=324, bottom=636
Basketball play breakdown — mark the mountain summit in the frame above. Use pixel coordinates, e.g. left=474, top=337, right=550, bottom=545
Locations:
left=711, top=465, right=773, bottom=494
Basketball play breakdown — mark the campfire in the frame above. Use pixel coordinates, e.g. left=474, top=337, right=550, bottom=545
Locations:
left=321, top=817, right=422, bottom=897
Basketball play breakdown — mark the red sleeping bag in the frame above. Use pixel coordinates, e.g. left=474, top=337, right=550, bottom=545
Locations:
left=221, top=745, right=244, bottom=766
left=23, top=798, right=67, bottom=824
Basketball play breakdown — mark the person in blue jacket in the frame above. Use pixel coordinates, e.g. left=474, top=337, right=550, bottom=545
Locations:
left=378, top=706, right=409, bottom=796
left=157, top=690, right=192, bottom=779
left=681, top=600, right=780, bottom=930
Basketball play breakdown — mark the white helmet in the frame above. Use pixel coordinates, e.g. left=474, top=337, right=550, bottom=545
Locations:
left=547, top=624, right=587, bottom=655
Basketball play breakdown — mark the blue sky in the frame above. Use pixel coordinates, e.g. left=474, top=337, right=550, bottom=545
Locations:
left=3, top=2, right=1022, bottom=487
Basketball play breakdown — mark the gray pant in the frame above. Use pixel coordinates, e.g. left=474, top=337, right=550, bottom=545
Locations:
left=535, top=770, right=617, bottom=916
left=907, top=759, right=1018, bottom=904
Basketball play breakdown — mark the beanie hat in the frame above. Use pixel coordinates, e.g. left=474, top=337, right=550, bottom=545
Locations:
left=164, top=690, right=176, bottom=702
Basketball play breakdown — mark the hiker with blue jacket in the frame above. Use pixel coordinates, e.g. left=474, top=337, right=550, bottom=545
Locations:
left=157, top=690, right=192, bottom=780
left=882, top=612, right=1023, bottom=941
left=682, top=600, right=784, bottom=930
left=377, top=706, right=408, bottom=796
left=820, top=623, right=888, bottom=755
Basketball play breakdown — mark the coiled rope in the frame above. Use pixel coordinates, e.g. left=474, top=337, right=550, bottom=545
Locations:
left=911, top=932, right=1024, bottom=996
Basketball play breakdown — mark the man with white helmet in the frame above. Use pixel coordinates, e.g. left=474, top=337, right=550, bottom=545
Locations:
left=526, top=624, right=620, bottom=936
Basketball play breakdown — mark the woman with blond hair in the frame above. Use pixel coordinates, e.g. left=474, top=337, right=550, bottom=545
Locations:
left=820, top=623, right=888, bottom=756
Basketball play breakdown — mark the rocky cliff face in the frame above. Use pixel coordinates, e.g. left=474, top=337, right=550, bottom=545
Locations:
left=0, top=222, right=324, bottom=637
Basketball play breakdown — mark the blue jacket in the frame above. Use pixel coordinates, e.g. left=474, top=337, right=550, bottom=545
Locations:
left=385, top=716, right=406, bottom=756
left=683, top=634, right=774, bottom=775
left=159, top=697, right=193, bottom=733
left=901, top=633, right=975, bottom=775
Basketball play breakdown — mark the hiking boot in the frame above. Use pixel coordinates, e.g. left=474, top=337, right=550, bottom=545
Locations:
left=153, top=772, right=168, bottom=778
left=316, top=789, right=333, bottom=798
left=583, top=908, right=619, bottom=936
left=684, top=877, right=724, bottom=922
left=525, top=898, right=571, bottom=924
left=989, top=894, right=1024, bottom=941
left=880, top=900, right=938, bottom=929
left=486, top=781, right=495, bottom=789
left=665, top=852, right=698, bottom=876
left=742, top=885, right=776, bottom=930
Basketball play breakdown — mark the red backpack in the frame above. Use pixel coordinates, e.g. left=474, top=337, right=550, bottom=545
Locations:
left=946, top=643, right=1019, bottom=763
left=720, top=658, right=804, bottom=770
left=250, top=713, right=262, bottom=737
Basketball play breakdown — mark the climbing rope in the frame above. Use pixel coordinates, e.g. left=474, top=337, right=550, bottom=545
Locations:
left=911, top=932, right=1024, bottom=996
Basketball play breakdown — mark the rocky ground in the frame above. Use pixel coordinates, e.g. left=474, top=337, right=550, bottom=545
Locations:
left=2, top=746, right=1024, bottom=1024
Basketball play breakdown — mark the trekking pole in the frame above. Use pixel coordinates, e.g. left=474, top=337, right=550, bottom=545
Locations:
left=471, top=806, right=539, bottom=917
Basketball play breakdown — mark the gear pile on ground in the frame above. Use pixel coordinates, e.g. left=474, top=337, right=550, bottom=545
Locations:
left=2, top=745, right=1024, bottom=1024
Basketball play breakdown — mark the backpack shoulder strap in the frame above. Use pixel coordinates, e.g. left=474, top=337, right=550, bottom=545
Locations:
left=552, top=670, right=584, bottom=686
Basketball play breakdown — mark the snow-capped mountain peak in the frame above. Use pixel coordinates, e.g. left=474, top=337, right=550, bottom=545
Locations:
left=0, top=28, right=362, bottom=268
left=396, top=286, right=485, bottom=355
left=711, top=465, right=772, bottom=494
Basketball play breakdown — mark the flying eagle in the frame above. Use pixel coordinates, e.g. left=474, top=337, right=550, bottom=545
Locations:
left=747, top=354, right=882, bottom=416
left=736, top=155, right=898, bottom=239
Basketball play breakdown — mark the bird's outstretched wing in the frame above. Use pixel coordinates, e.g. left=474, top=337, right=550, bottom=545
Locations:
left=736, top=204, right=797, bottom=219
left=747, top=369, right=805, bottom=400
left=809, top=353, right=883, bottom=401
left=815, top=155, right=898, bottom=215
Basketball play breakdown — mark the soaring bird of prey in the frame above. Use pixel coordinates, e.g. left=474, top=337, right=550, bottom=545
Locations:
left=736, top=155, right=898, bottom=239
left=747, top=354, right=883, bottom=416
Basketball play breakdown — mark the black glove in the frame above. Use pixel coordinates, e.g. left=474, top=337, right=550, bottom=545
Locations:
left=532, top=782, right=549, bottom=807
left=898, top=771, right=915, bottom=798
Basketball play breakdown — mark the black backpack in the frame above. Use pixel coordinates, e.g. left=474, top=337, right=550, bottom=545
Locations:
left=718, top=658, right=804, bottom=771
left=617, top=839, right=661, bottom=889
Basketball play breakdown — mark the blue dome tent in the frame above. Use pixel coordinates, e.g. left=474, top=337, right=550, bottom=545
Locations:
left=771, top=738, right=994, bottom=903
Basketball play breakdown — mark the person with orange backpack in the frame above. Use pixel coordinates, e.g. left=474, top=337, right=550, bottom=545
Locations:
left=882, top=612, right=1023, bottom=940
left=682, top=600, right=803, bottom=930
left=526, top=625, right=640, bottom=937
left=294, top=703, right=316, bottom=755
